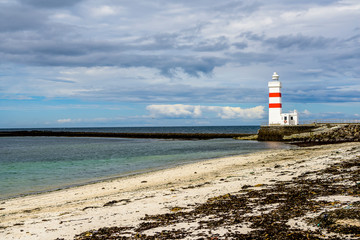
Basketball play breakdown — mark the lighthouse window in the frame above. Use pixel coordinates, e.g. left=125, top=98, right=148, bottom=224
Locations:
left=284, top=116, right=287, bottom=120
left=291, top=117, right=293, bottom=120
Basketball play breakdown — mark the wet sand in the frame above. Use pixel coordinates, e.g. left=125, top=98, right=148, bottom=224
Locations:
left=0, top=142, right=359, bottom=239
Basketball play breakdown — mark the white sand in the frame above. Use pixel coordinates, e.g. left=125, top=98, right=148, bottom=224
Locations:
left=0, top=142, right=359, bottom=240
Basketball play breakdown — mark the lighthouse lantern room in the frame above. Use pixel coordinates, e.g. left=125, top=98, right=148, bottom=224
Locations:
left=268, top=72, right=299, bottom=126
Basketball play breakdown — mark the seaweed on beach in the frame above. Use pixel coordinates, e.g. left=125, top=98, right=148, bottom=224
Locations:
left=73, top=157, right=360, bottom=240
left=311, top=208, right=360, bottom=235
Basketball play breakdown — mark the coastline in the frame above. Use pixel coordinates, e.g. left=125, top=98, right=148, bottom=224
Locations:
left=0, top=130, right=253, bottom=140
left=0, top=142, right=359, bottom=239
left=0, top=137, right=285, bottom=201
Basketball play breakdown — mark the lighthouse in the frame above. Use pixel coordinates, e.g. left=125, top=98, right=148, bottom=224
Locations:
left=268, top=72, right=282, bottom=125
left=268, top=72, right=299, bottom=126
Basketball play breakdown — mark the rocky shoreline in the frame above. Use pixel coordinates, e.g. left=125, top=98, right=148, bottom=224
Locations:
left=286, top=124, right=360, bottom=144
left=254, top=124, right=360, bottom=146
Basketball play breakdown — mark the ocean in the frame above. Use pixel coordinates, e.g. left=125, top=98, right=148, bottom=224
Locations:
left=0, top=126, right=293, bottom=200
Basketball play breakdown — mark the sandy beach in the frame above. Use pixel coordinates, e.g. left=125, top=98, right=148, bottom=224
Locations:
left=0, top=142, right=359, bottom=239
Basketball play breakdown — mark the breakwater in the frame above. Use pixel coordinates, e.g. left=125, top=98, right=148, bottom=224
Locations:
left=0, top=130, right=253, bottom=140
left=258, top=124, right=360, bottom=144
left=257, top=125, right=317, bottom=141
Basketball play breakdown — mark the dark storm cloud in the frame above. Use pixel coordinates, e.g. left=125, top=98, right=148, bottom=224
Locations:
left=19, top=0, right=84, bottom=8
left=76, top=84, right=266, bottom=104
left=265, top=34, right=334, bottom=50
left=239, top=32, right=265, bottom=41
left=232, top=42, right=248, bottom=50
left=105, top=54, right=227, bottom=77
left=344, top=34, right=360, bottom=46
left=133, top=34, right=232, bottom=52
left=285, top=86, right=360, bottom=103
left=0, top=0, right=358, bottom=106
left=0, top=38, right=118, bottom=58
left=311, top=49, right=360, bottom=78
left=263, top=0, right=340, bottom=9
left=0, top=0, right=348, bottom=80
left=133, top=33, right=178, bottom=51
left=331, top=49, right=360, bottom=62
left=33, top=40, right=124, bottom=56
left=208, top=1, right=261, bottom=16
left=0, top=44, right=227, bottom=77
left=239, top=32, right=335, bottom=50
left=192, top=37, right=230, bottom=52
left=0, top=5, right=46, bottom=32
left=230, top=52, right=275, bottom=65
left=0, top=28, right=230, bottom=76
left=41, top=78, right=76, bottom=84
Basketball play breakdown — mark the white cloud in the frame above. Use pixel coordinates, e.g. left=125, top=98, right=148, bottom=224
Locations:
left=146, top=104, right=264, bottom=119
left=57, top=118, right=73, bottom=123
left=56, top=116, right=130, bottom=125
left=147, top=104, right=202, bottom=118
left=91, top=5, right=117, bottom=17
left=207, top=105, right=265, bottom=119
left=302, top=109, right=311, bottom=115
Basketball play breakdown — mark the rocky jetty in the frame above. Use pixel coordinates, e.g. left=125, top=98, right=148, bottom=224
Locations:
left=257, top=125, right=317, bottom=141
left=286, top=124, right=360, bottom=144
left=0, top=130, right=252, bottom=140
left=257, top=124, right=360, bottom=145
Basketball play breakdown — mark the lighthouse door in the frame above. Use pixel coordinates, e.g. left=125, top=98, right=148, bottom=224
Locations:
left=290, top=116, right=294, bottom=125
left=284, top=116, right=288, bottom=125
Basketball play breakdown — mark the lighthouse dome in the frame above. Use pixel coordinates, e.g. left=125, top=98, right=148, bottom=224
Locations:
left=272, top=72, right=279, bottom=80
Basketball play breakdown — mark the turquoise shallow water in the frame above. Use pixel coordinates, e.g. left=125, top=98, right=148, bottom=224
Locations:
left=0, top=126, right=292, bottom=199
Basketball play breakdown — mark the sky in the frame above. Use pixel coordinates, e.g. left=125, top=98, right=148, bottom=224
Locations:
left=0, top=0, right=359, bottom=128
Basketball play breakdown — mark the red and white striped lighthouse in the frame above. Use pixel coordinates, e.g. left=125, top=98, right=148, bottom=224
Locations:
left=268, top=72, right=282, bottom=125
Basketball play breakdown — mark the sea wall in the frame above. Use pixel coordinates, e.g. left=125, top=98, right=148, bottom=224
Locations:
left=287, top=124, right=360, bottom=143
left=258, top=124, right=360, bottom=143
left=0, top=130, right=252, bottom=140
left=257, top=125, right=317, bottom=141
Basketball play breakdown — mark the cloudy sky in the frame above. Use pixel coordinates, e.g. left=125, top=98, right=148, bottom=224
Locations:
left=0, top=0, right=359, bottom=128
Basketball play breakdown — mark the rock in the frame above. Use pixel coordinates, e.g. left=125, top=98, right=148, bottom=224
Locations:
left=259, top=124, right=360, bottom=144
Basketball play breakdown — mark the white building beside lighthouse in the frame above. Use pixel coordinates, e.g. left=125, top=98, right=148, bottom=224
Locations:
left=268, top=72, right=299, bottom=126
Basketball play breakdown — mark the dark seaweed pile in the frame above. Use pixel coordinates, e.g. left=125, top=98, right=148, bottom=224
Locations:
left=67, top=156, right=360, bottom=240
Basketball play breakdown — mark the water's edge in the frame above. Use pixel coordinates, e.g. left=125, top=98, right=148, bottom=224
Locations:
left=1, top=147, right=274, bottom=201
left=0, top=126, right=289, bottom=200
